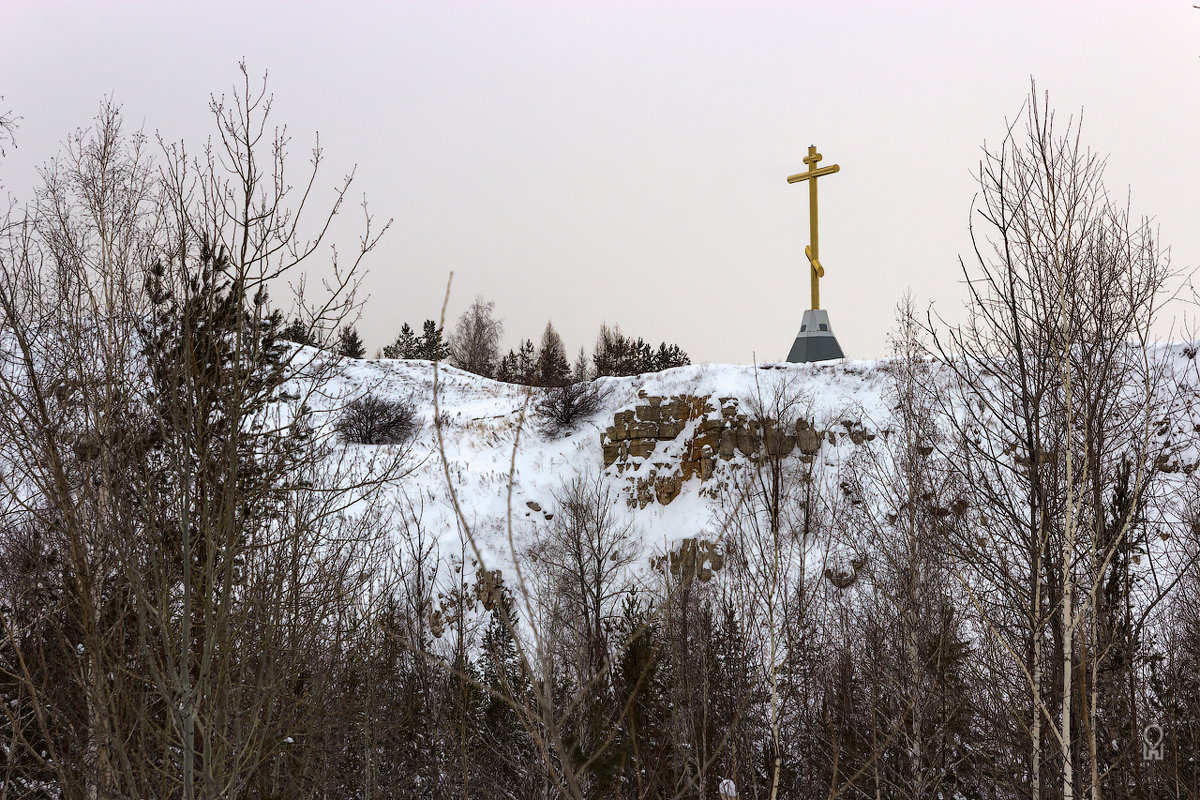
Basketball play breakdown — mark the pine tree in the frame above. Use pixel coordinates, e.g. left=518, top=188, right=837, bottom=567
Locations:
left=417, top=319, right=451, bottom=361
left=515, top=339, right=537, bottom=385
left=479, top=587, right=539, bottom=797
left=707, top=602, right=757, bottom=795
left=336, top=324, right=366, bottom=359
left=593, top=323, right=640, bottom=377
left=572, top=346, right=592, bottom=383
left=138, top=236, right=313, bottom=796
left=652, top=342, right=690, bottom=370
left=382, top=323, right=418, bottom=359
left=281, top=317, right=315, bottom=347
left=535, top=322, right=571, bottom=387
left=495, top=349, right=518, bottom=384
left=593, top=324, right=690, bottom=376
left=632, top=338, right=654, bottom=373
left=613, top=593, right=673, bottom=798
left=442, top=650, right=485, bottom=797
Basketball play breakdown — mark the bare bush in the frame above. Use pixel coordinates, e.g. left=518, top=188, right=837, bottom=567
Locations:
left=335, top=393, right=417, bottom=444
left=534, top=380, right=609, bottom=435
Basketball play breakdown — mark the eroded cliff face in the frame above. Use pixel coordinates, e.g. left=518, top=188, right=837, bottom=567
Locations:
left=649, top=537, right=725, bottom=586
left=601, top=390, right=876, bottom=508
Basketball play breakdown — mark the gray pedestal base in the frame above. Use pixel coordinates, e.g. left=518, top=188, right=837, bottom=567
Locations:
left=786, top=309, right=844, bottom=363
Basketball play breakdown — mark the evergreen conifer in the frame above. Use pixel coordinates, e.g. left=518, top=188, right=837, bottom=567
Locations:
left=336, top=324, right=366, bottom=359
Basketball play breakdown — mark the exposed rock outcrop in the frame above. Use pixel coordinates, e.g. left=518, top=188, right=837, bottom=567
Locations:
left=601, top=393, right=868, bottom=507
left=650, top=537, right=725, bottom=586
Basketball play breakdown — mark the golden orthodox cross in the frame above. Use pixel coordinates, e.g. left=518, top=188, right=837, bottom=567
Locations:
left=787, top=145, right=840, bottom=310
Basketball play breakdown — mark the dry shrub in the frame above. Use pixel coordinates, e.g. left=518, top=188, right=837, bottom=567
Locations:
left=335, top=394, right=417, bottom=444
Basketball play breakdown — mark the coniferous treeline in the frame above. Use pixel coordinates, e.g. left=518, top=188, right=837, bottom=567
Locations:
left=373, top=308, right=691, bottom=387
left=282, top=279, right=692, bottom=386
left=315, top=294, right=691, bottom=387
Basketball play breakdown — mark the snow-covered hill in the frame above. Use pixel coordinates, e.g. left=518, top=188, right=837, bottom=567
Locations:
left=296, top=356, right=891, bottom=580
left=295, top=345, right=1200, bottom=597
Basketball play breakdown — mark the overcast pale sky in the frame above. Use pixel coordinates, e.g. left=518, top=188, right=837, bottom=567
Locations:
left=2, top=1, right=1197, bottom=363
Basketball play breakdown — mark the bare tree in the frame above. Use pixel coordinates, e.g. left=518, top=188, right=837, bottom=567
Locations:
left=0, top=66, right=405, bottom=800
left=703, top=374, right=842, bottom=800
left=528, top=472, right=639, bottom=792
left=928, top=85, right=1175, bottom=800
left=0, top=98, right=16, bottom=160
left=449, top=295, right=503, bottom=377
left=829, top=295, right=978, bottom=799
left=0, top=100, right=164, bottom=800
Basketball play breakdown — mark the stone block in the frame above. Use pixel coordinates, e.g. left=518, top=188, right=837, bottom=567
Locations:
left=692, top=429, right=717, bottom=452
left=655, top=472, right=683, bottom=505
left=680, top=458, right=697, bottom=481
left=719, top=430, right=736, bottom=460
left=659, top=420, right=684, bottom=438
left=763, top=427, right=795, bottom=457
left=636, top=404, right=661, bottom=423
left=659, top=537, right=725, bottom=585
left=611, top=411, right=633, bottom=439
left=626, top=421, right=658, bottom=439
left=628, top=438, right=657, bottom=458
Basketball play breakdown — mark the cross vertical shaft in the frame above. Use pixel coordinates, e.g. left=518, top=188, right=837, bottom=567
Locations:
left=787, top=145, right=840, bottom=310
left=808, top=169, right=820, bottom=309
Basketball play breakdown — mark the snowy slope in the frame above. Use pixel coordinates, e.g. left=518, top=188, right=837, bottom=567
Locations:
left=290, top=355, right=895, bottom=582
left=288, top=345, right=1200, bottom=606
